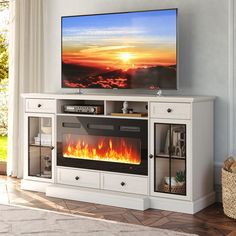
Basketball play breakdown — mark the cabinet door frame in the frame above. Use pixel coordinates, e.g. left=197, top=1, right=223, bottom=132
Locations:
left=24, top=113, right=55, bottom=183
left=149, top=118, right=192, bottom=201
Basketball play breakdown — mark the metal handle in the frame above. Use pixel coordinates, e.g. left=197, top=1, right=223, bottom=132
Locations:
left=51, top=146, right=54, bottom=150
left=167, top=108, right=172, bottom=113
left=38, top=104, right=42, bottom=108
left=149, top=154, right=154, bottom=159
left=75, top=176, right=80, bottom=180
left=121, top=181, right=126, bottom=186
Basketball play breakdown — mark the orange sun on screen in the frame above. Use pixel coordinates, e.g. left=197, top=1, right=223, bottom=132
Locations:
left=119, top=52, right=132, bottom=63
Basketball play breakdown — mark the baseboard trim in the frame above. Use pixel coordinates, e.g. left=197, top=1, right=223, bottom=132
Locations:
left=46, top=184, right=150, bottom=211
left=21, top=180, right=216, bottom=213
left=193, top=192, right=216, bottom=213
left=21, top=179, right=51, bottom=192
left=149, top=192, right=215, bottom=214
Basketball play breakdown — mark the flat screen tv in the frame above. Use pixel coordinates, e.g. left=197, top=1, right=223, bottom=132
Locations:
left=61, top=9, right=177, bottom=90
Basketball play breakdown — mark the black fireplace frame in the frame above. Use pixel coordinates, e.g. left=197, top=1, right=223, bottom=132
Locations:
left=57, top=116, right=148, bottom=175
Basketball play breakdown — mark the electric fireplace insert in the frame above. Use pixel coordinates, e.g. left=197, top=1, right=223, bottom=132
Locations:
left=57, top=116, right=148, bottom=175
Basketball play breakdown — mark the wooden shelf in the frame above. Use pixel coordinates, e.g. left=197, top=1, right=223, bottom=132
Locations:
left=56, top=113, right=105, bottom=118
left=110, top=112, right=148, bottom=117
left=155, top=153, right=186, bottom=160
left=29, top=144, right=54, bottom=149
left=56, top=113, right=148, bottom=120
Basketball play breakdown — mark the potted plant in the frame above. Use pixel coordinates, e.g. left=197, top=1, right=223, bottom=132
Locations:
left=175, top=170, right=186, bottom=186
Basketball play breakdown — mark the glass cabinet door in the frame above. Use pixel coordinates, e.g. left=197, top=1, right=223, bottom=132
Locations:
left=28, top=117, right=53, bottom=179
left=153, top=123, right=186, bottom=195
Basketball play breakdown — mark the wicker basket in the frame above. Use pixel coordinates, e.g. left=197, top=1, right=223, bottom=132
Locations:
left=158, top=182, right=186, bottom=194
left=222, top=168, right=236, bottom=219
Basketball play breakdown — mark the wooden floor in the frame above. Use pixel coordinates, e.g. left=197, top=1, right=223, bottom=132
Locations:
left=0, top=176, right=236, bottom=236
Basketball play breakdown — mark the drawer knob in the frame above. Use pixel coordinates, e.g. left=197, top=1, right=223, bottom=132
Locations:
left=75, top=176, right=80, bottom=180
left=167, top=108, right=172, bottom=113
left=38, top=104, right=42, bottom=108
left=121, top=181, right=126, bottom=186
left=149, top=154, right=154, bottom=159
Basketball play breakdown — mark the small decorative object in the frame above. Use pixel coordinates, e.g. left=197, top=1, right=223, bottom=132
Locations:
left=158, top=171, right=186, bottom=195
left=41, top=118, right=52, bottom=134
left=175, top=170, right=186, bottom=186
left=122, top=101, right=129, bottom=114
left=34, top=133, right=52, bottom=146
left=41, top=126, right=52, bottom=134
left=175, top=145, right=182, bottom=157
left=43, top=156, right=51, bottom=175
left=181, top=144, right=186, bottom=157
left=164, top=126, right=186, bottom=158
left=164, top=130, right=170, bottom=154
left=158, top=177, right=185, bottom=194
left=127, top=108, right=133, bottom=114
left=222, top=155, right=236, bottom=219
left=172, top=126, right=186, bottom=158
left=164, top=176, right=177, bottom=186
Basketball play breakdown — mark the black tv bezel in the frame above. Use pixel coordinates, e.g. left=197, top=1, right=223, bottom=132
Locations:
left=61, top=8, right=178, bottom=91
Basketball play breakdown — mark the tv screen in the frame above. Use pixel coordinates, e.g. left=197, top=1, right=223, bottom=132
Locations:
left=61, top=9, right=177, bottom=90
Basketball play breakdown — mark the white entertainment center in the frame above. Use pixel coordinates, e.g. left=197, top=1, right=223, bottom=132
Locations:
left=21, top=93, right=215, bottom=214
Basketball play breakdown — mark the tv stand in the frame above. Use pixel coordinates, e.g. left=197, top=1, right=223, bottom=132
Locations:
left=21, top=93, right=215, bottom=214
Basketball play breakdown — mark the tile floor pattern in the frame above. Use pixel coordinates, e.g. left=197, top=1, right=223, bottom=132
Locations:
left=0, top=176, right=236, bottom=236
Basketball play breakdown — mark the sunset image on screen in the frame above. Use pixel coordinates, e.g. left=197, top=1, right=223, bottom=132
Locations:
left=62, top=9, right=177, bottom=89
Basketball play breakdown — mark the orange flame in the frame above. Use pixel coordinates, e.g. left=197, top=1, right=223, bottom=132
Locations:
left=63, top=135, right=141, bottom=165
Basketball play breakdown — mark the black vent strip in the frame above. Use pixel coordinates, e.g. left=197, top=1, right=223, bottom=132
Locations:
left=119, top=126, right=141, bottom=132
left=62, top=122, right=81, bottom=128
left=87, top=124, right=114, bottom=130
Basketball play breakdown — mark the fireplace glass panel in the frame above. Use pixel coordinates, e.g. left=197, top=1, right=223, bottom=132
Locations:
left=57, top=116, right=148, bottom=175
left=62, top=134, right=141, bottom=165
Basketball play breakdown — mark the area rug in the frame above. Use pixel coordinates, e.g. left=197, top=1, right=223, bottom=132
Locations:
left=0, top=204, right=197, bottom=236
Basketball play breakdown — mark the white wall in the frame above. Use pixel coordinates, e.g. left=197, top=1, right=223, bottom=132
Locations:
left=43, top=0, right=233, bottom=187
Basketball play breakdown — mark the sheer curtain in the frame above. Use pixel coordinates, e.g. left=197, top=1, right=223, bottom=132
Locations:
left=7, top=0, right=45, bottom=177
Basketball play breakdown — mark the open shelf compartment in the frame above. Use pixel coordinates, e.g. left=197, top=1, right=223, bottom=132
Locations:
left=105, top=101, right=148, bottom=117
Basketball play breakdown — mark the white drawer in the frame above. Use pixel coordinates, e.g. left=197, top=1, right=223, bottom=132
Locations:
left=25, top=99, right=56, bottom=113
left=102, top=173, right=148, bottom=195
left=57, top=168, right=100, bottom=189
left=151, top=102, right=191, bottom=119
